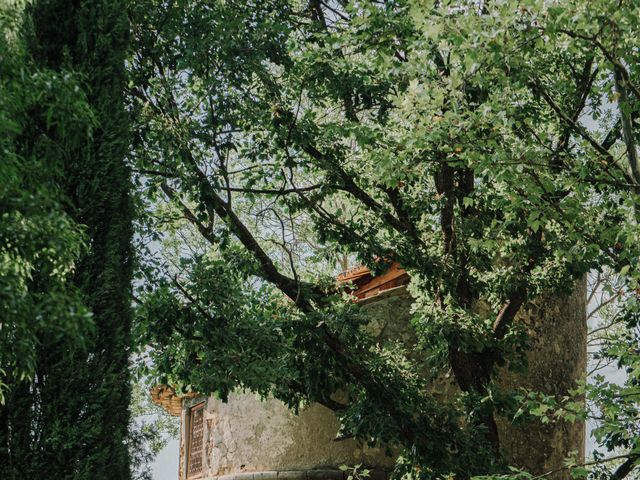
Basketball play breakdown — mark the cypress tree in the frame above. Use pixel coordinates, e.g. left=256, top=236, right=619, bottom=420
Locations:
left=33, top=0, right=134, bottom=477
left=0, top=1, right=133, bottom=478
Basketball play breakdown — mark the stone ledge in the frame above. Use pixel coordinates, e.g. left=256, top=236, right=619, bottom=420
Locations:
left=204, top=469, right=390, bottom=480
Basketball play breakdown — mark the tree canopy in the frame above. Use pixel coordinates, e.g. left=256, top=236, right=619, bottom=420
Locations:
left=130, top=0, right=640, bottom=478
left=2, top=0, right=640, bottom=478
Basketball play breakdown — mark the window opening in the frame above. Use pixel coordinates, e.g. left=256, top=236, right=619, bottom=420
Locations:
left=187, top=402, right=205, bottom=478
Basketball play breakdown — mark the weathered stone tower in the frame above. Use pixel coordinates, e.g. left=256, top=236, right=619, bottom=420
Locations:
left=152, top=265, right=586, bottom=480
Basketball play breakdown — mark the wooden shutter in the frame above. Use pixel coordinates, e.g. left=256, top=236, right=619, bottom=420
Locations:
left=187, top=403, right=205, bottom=478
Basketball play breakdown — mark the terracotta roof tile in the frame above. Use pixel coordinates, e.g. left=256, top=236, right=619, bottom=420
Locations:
left=338, top=261, right=409, bottom=300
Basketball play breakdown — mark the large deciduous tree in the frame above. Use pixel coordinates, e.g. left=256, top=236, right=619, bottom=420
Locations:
left=130, top=0, right=640, bottom=478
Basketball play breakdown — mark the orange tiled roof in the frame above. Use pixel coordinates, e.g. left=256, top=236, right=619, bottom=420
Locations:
left=150, top=384, right=198, bottom=416
left=338, top=261, right=409, bottom=300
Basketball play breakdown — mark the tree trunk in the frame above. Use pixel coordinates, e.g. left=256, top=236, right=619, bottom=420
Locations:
left=497, top=278, right=587, bottom=477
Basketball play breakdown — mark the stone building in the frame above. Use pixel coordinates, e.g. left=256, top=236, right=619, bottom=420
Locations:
left=152, top=264, right=586, bottom=480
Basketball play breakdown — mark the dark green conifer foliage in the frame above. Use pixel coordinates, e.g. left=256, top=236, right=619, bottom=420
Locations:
left=32, top=0, right=134, bottom=477
left=0, top=1, right=133, bottom=478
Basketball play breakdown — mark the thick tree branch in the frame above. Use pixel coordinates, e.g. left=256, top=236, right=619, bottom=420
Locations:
left=161, top=177, right=319, bottom=308
left=612, top=454, right=640, bottom=480
left=533, top=81, right=637, bottom=186
left=382, top=185, right=420, bottom=240
left=603, top=119, right=622, bottom=151
left=613, top=64, right=640, bottom=189
left=160, top=182, right=216, bottom=243
left=220, top=184, right=324, bottom=195
left=301, top=142, right=424, bottom=244
left=433, top=162, right=501, bottom=453
left=557, top=28, right=640, bottom=100
left=557, top=57, right=597, bottom=154
left=492, top=289, right=528, bottom=340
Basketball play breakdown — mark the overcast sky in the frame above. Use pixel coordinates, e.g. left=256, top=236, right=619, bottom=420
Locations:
left=152, top=438, right=179, bottom=480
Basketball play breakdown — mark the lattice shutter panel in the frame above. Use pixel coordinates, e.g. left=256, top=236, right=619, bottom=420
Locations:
left=187, top=404, right=204, bottom=477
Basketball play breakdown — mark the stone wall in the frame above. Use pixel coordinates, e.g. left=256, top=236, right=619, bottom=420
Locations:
left=179, top=393, right=394, bottom=480
left=178, top=283, right=586, bottom=479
